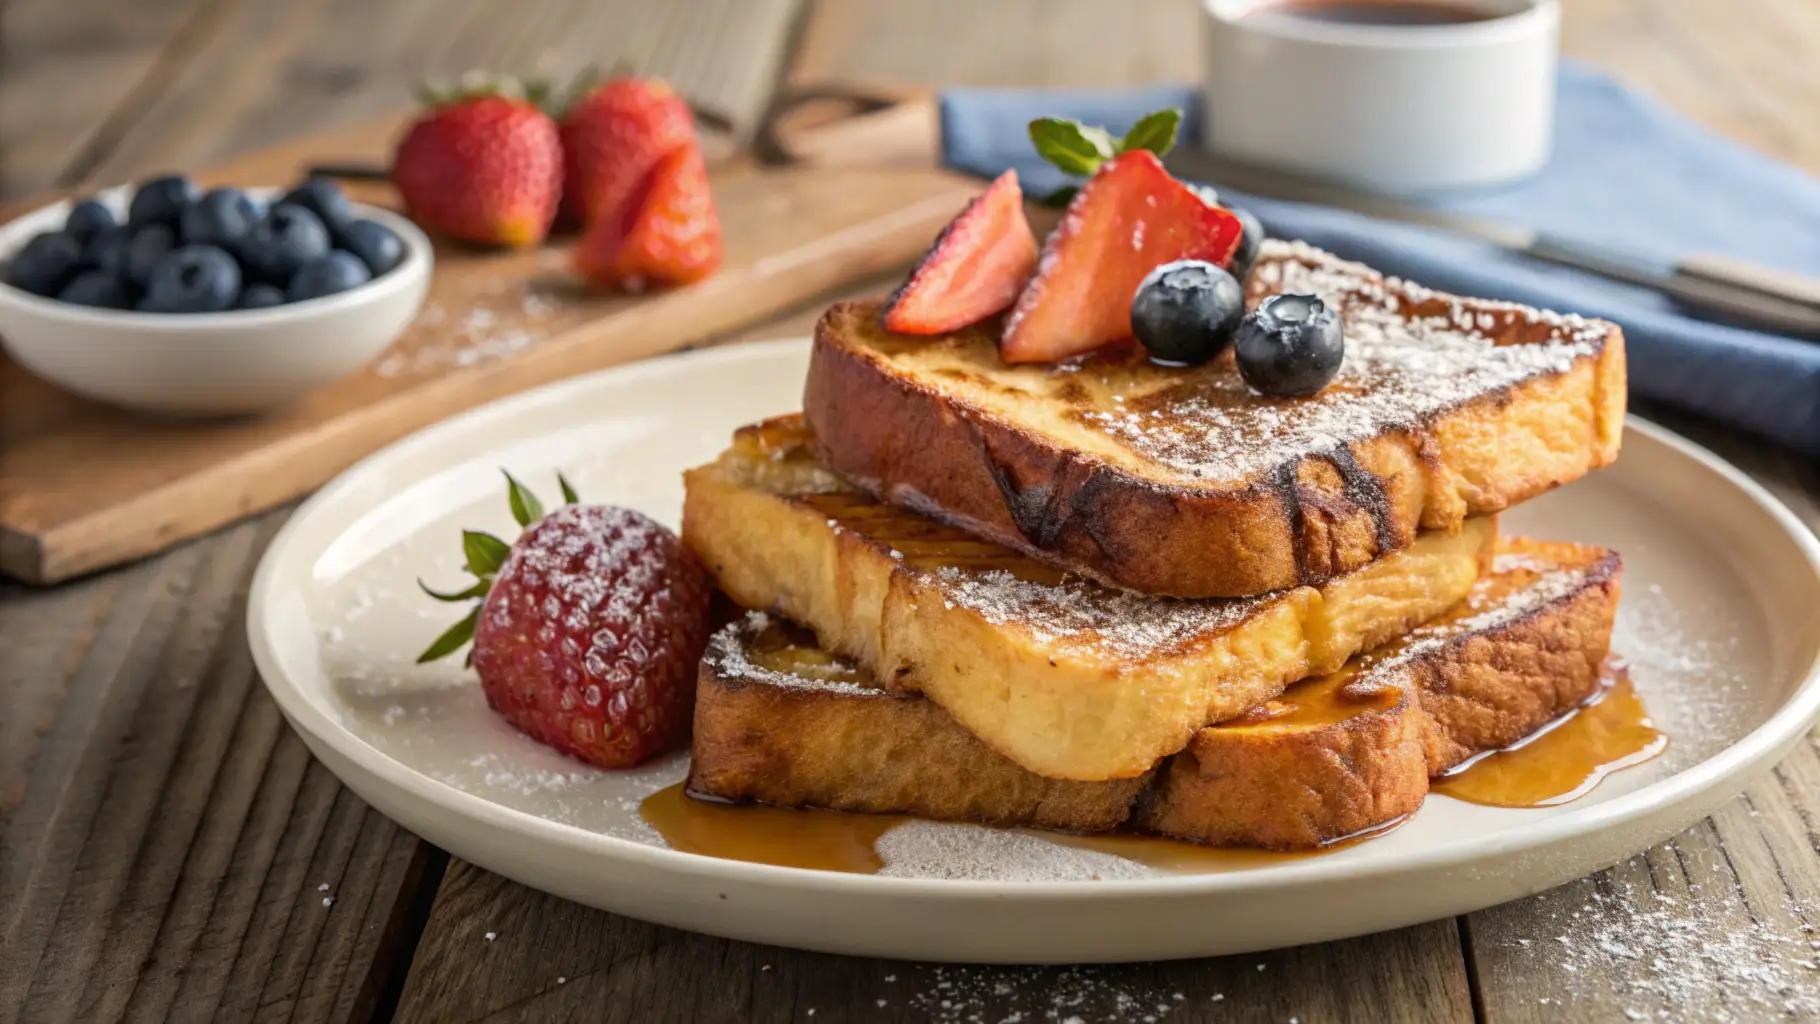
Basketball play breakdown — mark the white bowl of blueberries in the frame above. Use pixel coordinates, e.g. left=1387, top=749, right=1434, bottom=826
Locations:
left=0, top=174, right=432, bottom=416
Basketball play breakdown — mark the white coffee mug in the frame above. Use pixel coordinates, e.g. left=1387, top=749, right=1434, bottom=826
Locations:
left=1200, top=0, right=1560, bottom=193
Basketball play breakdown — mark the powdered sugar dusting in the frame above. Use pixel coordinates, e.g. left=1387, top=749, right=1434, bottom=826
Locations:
left=1488, top=870, right=1820, bottom=1021
left=374, top=287, right=560, bottom=377
left=904, top=963, right=1194, bottom=1023
left=1368, top=564, right=1598, bottom=679
left=936, top=567, right=1270, bottom=656
left=705, top=612, right=883, bottom=697
left=876, top=820, right=1157, bottom=882
left=1074, top=240, right=1613, bottom=481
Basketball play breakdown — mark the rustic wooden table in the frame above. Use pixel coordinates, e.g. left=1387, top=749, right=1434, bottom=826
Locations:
left=5, top=1, right=1820, bottom=1021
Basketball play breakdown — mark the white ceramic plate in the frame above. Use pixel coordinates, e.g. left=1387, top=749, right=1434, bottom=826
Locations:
left=247, top=339, right=1820, bottom=963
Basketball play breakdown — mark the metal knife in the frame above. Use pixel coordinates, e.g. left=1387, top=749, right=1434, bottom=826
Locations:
left=1164, top=148, right=1820, bottom=338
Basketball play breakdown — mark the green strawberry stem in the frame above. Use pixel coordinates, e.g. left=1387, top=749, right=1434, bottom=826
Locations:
left=1028, top=107, right=1184, bottom=207
left=415, top=470, right=583, bottom=663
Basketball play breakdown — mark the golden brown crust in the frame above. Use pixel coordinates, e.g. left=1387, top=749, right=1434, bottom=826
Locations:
left=803, top=243, right=1625, bottom=598
left=687, top=622, right=1145, bottom=830
left=682, top=421, right=1493, bottom=781
left=688, top=539, right=1622, bottom=849
left=1137, top=540, right=1621, bottom=848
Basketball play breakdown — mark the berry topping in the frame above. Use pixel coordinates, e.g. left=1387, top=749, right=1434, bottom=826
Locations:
left=143, top=245, right=241, bottom=313
left=1000, top=150, right=1243, bottom=364
left=1226, top=205, right=1267, bottom=283
left=880, top=169, right=1038, bottom=335
left=4, top=231, right=84, bottom=296
left=1234, top=292, right=1345, bottom=396
left=287, top=251, right=372, bottom=302
left=418, top=474, right=712, bottom=769
left=573, top=139, right=721, bottom=289
left=337, top=219, right=406, bottom=277
left=238, top=204, right=331, bottom=285
left=180, top=187, right=260, bottom=250
left=1130, top=259, right=1245, bottom=365
left=127, top=175, right=199, bottom=227
left=64, top=199, right=117, bottom=247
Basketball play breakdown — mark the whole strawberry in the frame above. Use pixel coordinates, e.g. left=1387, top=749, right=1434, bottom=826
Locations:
left=392, top=75, right=562, bottom=248
left=558, top=73, right=696, bottom=228
left=419, top=473, right=712, bottom=769
left=573, top=139, right=722, bottom=289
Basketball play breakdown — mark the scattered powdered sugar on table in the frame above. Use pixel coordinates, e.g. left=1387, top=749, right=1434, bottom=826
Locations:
left=1501, top=878, right=1820, bottom=1020
left=374, top=286, right=561, bottom=377
left=876, top=821, right=1157, bottom=882
left=905, top=965, right=1189, bottom=1023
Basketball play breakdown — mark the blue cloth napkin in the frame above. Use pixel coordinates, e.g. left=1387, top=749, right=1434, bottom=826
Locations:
left=940, top=64, right=1820, bottom=456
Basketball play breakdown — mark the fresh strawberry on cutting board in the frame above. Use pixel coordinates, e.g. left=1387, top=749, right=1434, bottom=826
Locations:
left=419, top=474, right=713, bottom=769
left=573, top=139, right=723, bottom=289
left=1000, top=149, right=1243, bottom=364
left=558, top=74, right=697, bottom=228
left=392, top=76, right=563, bottom=248
left=879, top=169, right=1038, bottom=335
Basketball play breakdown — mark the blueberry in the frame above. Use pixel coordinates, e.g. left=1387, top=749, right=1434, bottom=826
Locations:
left=1233, top=293, right=1345, bottom=397
left=144, top=245, right=241, bottom=313
left=180, top=187, right=260, bottom=249
left=58, top=270, right=133, bottom=309
left=1130, top=259, right=1245, bottom=366
left=64, top=199, right=118, bottom=247
left=127, top=175, right=199, bottom=227
left=236, top=282, right=287, bottom=310
left=286, top=251, right=371, bottom=302
left=81, top=227, right=134, bottom=281
left=123, top=224, right=177, bottom=290
left=4, top=231, right=84, bottom=296
left=1226, top=205, right=1267, bottom=283
left=238, top=204, right=330, bottom=284
left=281, top=177, right=354, bottom=235
left=337, top=219, right=404, bottom=277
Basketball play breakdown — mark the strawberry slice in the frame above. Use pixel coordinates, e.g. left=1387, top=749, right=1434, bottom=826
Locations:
left=574, top=139, right=722, bottom=289
left=880, top=170, right=1039, bottom=335
left=1000, top=151, right=1243, bottom=364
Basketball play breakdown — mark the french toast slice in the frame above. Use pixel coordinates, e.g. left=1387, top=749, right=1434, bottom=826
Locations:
left=688, top=538, right=1621, bottom=850
left=683, top=416, right=1495, bottom=781
left=1139, top=539, right=1621, bottom=847
left=804, top=239, right=1625, bottom=598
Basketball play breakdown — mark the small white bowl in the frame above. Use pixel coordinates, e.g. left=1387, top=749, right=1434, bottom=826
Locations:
left=1201, top=0, right=1560, bottom=193
left=0, top=185, right=432, bottom=416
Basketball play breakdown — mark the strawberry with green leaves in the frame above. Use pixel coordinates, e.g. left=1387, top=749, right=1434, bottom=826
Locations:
left=392, top=75, right=563, bottom=248
left=420, top=472, right=712, bottom=769
left=998, top=107, right=1251, bottom=363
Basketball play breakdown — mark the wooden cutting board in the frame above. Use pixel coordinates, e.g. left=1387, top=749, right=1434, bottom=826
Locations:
left=0, top=116, right=979, bottom=584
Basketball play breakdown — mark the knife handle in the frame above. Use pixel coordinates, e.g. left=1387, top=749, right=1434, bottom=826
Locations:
left=1676, top=252, right=1820, bottom=309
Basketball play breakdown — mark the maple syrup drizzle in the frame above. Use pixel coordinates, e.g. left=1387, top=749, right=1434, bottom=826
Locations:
left=1431, top=665, right=1665, bottom=808
left=638, top=783, right=1392, bottom=876
left=638, top=784, right=900, bottom=874
left=798, top=492, right=1067, bottom=583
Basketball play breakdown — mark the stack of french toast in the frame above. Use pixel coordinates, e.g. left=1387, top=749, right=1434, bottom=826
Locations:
left=677, top=156, right=1629, bottom=850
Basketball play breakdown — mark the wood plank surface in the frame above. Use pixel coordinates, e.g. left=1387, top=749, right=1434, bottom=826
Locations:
left=4, top=0, right=1820, bottom=1022
left=396, top=859, right=1473, bottom=1024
